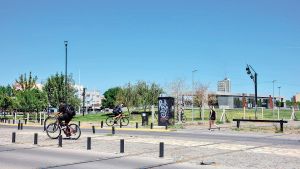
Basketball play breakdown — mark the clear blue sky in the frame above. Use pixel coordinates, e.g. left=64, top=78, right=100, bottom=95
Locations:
left=0, top=0, right=299, bottom=99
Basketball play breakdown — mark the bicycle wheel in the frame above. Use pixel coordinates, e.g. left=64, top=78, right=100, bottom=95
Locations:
left=119, top=117, right=129, bottom=126
left=46, top=123, right=61, bottom=139
left=105, top=117, right=115, bottom=126
left=68, top=123, right=81, bottom=140
left=44, top=116, right=57, bottom=131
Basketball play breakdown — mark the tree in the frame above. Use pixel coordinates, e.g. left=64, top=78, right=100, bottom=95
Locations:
left=102, top=87, right=122, bottom=109
left=168, top=79, right=186, bottom=114
left=194, top=83, right=208, bottom=119
left=0, top=85, right=17, bottom=113
left=15, top=72, right=38, bottom=90
left=116, top=83, right=136, bottom=115
left=207, top=94, right=218, bottom=107
left=135, top=81, right=163, bottom=111
left=43, top=73, right=80, bottom=109
left=16, top=89, right=48, bottom=113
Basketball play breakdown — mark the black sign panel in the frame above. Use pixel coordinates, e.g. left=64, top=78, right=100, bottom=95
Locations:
left=158, top=97, right=174, bottom=126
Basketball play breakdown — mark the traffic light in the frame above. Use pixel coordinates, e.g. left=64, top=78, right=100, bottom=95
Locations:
left=246, top=66, right=251, bottom=74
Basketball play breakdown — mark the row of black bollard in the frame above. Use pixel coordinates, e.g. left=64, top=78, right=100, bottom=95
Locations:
left=10, top=131, right=165, bottom=158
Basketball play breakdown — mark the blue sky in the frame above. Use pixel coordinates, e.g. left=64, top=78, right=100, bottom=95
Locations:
left=0, top=0, right=299, bottom=99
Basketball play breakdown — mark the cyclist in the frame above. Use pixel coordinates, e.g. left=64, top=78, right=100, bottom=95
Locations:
left=112, top=104, right=123, bottom=119
left=58, top=103, right=76, bottom=136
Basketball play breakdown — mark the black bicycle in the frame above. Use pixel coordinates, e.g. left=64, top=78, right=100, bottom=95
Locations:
left=45, top=114, right=81, bottom=140
left=105, top=114, right=129, bottom=126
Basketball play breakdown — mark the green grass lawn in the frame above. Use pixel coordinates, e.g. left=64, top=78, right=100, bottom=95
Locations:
left=70, top=108, right=298, bottom=124
left=1, top=108, right=298, bottom=125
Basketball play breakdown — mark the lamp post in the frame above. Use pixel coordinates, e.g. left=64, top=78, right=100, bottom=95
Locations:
left=246, top=64, right=258, bottom=119
left=64, top=41, right=68, bottom=104
left=277, top=86, right=281, bottom=119
left=192, top=69, right=197, bottom=121
left=272, top=80, right=276, bottom=119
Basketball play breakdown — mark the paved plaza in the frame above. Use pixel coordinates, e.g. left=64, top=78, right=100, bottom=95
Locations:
left=0, top=122, right=299, bottom=169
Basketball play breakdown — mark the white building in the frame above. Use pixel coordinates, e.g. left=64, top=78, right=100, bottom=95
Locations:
left=217, top=78, right=231, bottom=93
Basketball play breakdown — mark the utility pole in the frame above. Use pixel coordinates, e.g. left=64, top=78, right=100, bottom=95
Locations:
left=82, top=88, right=86, bottom=116
left=272, top=80, right=276, bottom=119
left=192, top=69, right=197, bottom=121
left=64, top=41, right=68, bottom=104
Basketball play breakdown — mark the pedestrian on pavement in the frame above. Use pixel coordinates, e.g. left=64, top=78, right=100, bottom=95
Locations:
left=209, top=106, right=219, bottom=130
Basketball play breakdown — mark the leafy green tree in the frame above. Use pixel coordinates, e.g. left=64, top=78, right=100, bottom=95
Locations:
left=134, top=81, right=163, bottom=111
left=16, top=89, right=48, bottom=113
left=117, top=83, right=136, bottom=115
left=43, top=73, right=80, bottom=109
left=102, top=87, right=122, bottom=109
left=0, top=85, right=17, bottom=113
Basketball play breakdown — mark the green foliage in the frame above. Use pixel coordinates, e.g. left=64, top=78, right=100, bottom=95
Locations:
left=135, top=81, right=163, bottom=111
left=15, top=89, right=48, bottom=113
left=0, top=85, right=17, bottom=112
left=117, top=82, right=136, bottom=114
left=102, top=87, right=122, bottom=109
left=43, top=73, right=80, bottom=109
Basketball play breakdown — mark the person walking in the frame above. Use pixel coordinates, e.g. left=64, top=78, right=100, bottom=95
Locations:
left=209, top=106, right=219, bottom=130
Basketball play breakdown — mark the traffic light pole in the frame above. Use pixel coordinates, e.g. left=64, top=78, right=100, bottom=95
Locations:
left=82, top=88, right=86, bottom=116
left=254, top=73, right=258, bottom=119
left=246, top=64, right=258, bottom=119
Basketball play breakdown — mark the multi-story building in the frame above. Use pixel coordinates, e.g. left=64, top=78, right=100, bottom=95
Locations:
left=217, top=78, right=231, bottom=93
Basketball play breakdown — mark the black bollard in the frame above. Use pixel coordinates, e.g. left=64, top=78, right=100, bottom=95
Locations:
left=92, top=126, right=95, bottom=134
left=112, top=126, right=115, bottom=135
left=120, top=121, right=122, bottom=128
left=165, top=124, right=168, bottom=130
left=159, top=142, right=164, bottom=158
left=12, top=132, right=16, bottom=143
left=17, top=123, right=20, bottom=130
left=120, top=139, right=124, bottom=153
left=150, top=123, right=153, bottom=129
left=280, top=120, right=283, bottom=132
left=25, top=119, right=27, bottom=125
left=21, top=123, right=23, bottom=130
left=78, top=121, right=81, bottom=127
left=136, top=122, right=138, bottom=129
left=13, top=120, right=15, bottom=124
left=34, top=133, right=38, bottom=145
left=41, top=120, right=43, bottom=126
left=87, top=137, right=91, bottom=150
left=101, top=121, right=103, bottom=128
left=58, top=135, right=62, bottom=147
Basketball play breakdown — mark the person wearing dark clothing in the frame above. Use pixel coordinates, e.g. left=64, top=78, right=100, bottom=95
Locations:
left=112, top=104, right=123, bottom=117
left=209, top=106, right=219, bottom=130
left=58, top=103, right=76, bottom=126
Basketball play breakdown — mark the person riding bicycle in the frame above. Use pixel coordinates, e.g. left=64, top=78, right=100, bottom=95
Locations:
left=58, top=103, right=76, bottom=136
left=112, top=104, right=123, bottom=119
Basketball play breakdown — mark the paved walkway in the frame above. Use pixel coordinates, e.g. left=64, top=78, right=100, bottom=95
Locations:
left=0, top=123, right=299, bottom=169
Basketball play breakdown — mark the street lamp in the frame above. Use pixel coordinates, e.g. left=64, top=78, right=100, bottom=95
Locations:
left=192, top=69, right=197, bottom=121
left=272, top=80, right=276, bottom=119
left=64, top=41, right=68, bottom=104
left=246, top=64, right=258, bottom=119
left=278, top=86, right=281, bottom=107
